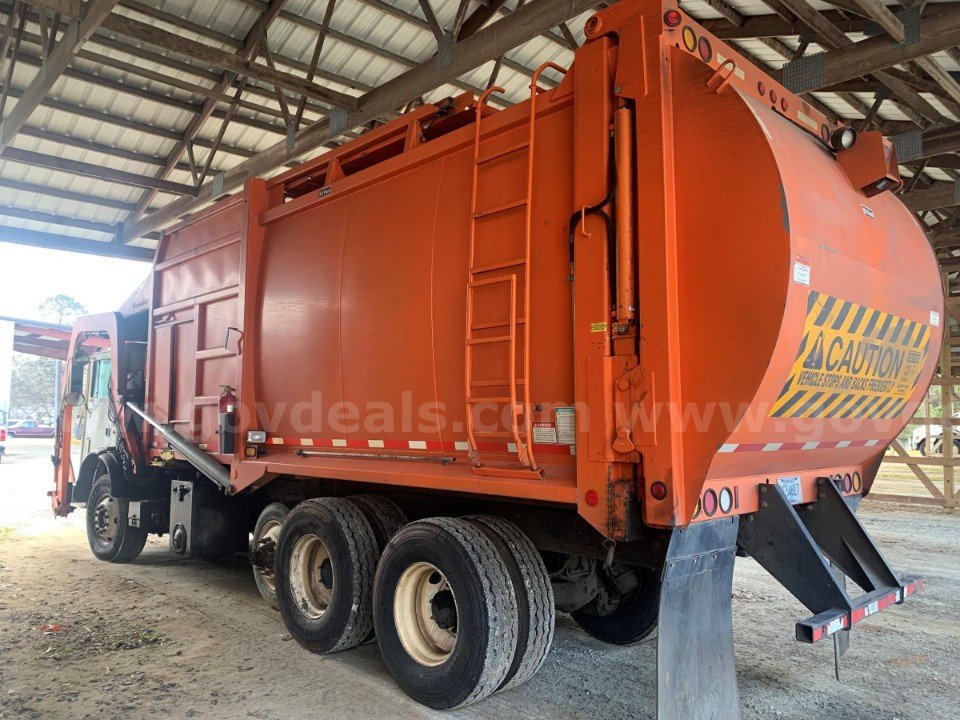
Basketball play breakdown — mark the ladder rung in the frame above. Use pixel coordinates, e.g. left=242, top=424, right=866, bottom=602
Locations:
left=467, top=396, right=512, bottom=403
left=469, top=275, right=515, bottom=289
left=473, top=430, right=514, bottom=438
left=471, top=257, right=526, bottom=274
left=470, top=318, right=525, bottom=331
left=471, top=378, right=526, bottom=387
left=472, top=199, right=527, bottom=219
left=467, top=335, right=511, bottom=346
left=476, top=141, right=530, bottom=165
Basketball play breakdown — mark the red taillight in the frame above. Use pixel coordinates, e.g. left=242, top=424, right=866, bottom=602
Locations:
left=650, top=481, right=668, bottom=500
left=0, top=429, right=6, bottom=441
left=663, top=9, right=682, bottom=27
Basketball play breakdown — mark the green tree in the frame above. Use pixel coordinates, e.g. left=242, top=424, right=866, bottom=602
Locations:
left=10, top=354, right=57, bottom=423
left=39, top=294, right=87, bottom=325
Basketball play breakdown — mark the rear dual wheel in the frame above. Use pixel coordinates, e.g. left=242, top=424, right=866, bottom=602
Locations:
left=374, top=516, right=555, bottom=709
left=272, top=495, right=408, bottom=650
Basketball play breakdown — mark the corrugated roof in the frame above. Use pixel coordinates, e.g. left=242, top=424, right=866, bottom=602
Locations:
left=0, top=0, right=955, bottom=259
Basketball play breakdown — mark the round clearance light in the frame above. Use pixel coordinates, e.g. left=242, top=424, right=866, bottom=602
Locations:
left=697, top=36, right=712, bottom=62
left=821, top=124, right=830, bottom=142
left=769, top=89, right=778, bottom=105
left=682, top=26, right=697, bottom=52
left=585, top=489, right=600, bottom=507
left=830, top=126, right=858, bottom=151
left=843, top=473, right=853, bottom=493
left=852, top=471, right=862, bottom=493
left=650, top=481, right=668, bottom=500
left=780, top=97, right=789, bottom=112
left=664, top=9, right=682, bottom=27
left=719, top=487, right=733, bottom=514
left=757, top=80, right=766, bottom=96
left=702, top=489, right=718, bottom=517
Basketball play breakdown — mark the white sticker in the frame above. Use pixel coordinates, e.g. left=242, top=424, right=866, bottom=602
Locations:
left=777, top=476, right=803, bottom=504
left=555, top=407, right=576, bottom=445
left=861, top=204, right=875, bottom=219
left=532, top=421, right=558, bottom=444
left=792, top=256, right=811, bottom=286
left=930, top=310, right=941, bottom=327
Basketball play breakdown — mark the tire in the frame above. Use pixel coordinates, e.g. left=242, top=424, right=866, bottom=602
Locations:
left=464, top=515, right=554, bottom=691
left=85, top=473, right=147, bottom=563
left=571, top=565, right=660, bottom=645
left=374, top=517, right=519, bottom=709
left=275, top=498, right=379, bottom=653
left=346, top=494, right=407, bottom=551
left=251, top=502, right=290, bottom=609
left=917, top=440, right=927, bottom=456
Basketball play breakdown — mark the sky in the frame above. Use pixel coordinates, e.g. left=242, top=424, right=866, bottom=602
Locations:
left=0, top=243, right=150, bottom=323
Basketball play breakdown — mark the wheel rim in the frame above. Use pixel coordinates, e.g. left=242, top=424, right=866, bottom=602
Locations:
left=289, top=533, right=334, bottom=619
left=394, top=562, right=458, bottom=667
left=92, top=494, right=119, bottom=546
left=256, top=519, right=282, bottom=591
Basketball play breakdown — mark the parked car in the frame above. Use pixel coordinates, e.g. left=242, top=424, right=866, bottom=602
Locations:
left=5, top=420, right=55, bottom=438
left=910, top=413, right=960, bottom=455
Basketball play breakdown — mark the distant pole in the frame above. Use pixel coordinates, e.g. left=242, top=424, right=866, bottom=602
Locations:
left=53, top=359, right=61, bottom=421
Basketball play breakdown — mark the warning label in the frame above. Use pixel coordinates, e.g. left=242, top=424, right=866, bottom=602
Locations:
left=555, top=407, right=576, bottom=445
left=770, top=291, right=930, bottom=420
left=532, top=421, right=558, bottom=444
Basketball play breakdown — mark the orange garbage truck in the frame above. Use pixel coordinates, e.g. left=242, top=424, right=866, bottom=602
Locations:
left=52, top=1, right=940, bottom=716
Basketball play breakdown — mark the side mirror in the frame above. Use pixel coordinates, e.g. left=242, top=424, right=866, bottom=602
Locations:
left=64, top=392, right=85, bottom=407
left=69, top=349, right=89, bottom=396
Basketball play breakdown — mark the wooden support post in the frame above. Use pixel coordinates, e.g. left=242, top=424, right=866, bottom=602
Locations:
left=942, top=271, right=957, bottom=510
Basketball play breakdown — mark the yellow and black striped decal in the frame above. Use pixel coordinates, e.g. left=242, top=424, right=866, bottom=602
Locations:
left=770, top=291, right=930, bottom=420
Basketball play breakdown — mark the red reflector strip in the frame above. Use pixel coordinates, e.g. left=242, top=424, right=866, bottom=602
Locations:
left=263, top=436, right=576, bottom=456
left=810, top=615, right=848, bottom=642
left=807, top=580, right=922, bottom=642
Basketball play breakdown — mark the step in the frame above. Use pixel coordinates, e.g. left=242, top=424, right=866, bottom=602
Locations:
left=468, top=275, right=515, bottom=289
left=470, top=318, right=525, bottom=331
left=471, top=257, right=526, bottom=274
left=472, top=198, right=527, bottom=219
left=467, top=335, right=511, bottom=346
left=472, top=430, right=515, bottom=438
left=467, top=396, right=513, bottom=403
left=476, top=141, right=530, bottom=165
left=470, top=378, right=526, bottom=387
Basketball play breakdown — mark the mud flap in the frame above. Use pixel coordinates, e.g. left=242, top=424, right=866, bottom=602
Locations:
left=657, top=517, right=741, bottom=720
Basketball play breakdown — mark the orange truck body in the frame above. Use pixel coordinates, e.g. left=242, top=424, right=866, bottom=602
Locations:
left=51, top=2, right=942, bottom=714
left=54, top=0, right=942, bottom=539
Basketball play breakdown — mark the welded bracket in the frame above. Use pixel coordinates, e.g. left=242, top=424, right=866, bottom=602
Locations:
left=657, top=517, right=741, bottom=720
left=798, top=477, right=900, bottom=593
left=739, top=482, right=853, bottom=616
left=738, top=480, right=920, bottom=646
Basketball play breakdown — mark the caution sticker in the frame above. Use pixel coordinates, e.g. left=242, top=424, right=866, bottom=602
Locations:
left=770, top=291, right=930, bottom=420
left=532, top=421, right=558, bottom=444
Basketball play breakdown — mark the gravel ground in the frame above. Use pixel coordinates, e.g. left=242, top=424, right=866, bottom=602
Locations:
left=0, top=444, right=958, bottom=720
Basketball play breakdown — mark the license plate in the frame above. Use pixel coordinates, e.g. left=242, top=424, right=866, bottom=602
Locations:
left=778, top=476, right=803, bottom=504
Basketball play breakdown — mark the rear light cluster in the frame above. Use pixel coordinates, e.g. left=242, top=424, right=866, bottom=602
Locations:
left=692, top=485, right=739, bottom=520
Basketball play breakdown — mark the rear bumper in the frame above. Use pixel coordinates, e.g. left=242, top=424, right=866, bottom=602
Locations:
left=797, top=576, right=922, bottom=643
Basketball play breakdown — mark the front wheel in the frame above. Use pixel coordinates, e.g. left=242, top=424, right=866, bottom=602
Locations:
left=85, top=474, right=147, bottom=563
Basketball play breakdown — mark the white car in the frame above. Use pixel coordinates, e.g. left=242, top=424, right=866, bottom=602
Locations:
left=910, top=413, right=960, bottom=455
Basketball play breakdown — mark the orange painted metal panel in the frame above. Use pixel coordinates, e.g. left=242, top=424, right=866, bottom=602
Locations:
left=56, top=0, right=943, bottom=537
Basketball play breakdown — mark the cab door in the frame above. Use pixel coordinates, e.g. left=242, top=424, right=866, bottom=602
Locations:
left=83, top=355, right=115, bottom=455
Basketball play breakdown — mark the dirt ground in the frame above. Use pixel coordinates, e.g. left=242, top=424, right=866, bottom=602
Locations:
left=1, top=440, right=958, bottom=720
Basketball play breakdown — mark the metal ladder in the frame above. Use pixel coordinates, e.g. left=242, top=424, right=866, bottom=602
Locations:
left=464, top=63, right=566, bottom=474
